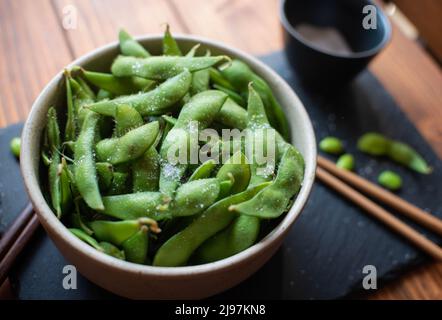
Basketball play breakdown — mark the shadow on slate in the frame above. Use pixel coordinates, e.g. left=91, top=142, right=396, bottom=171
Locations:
left=1, top=51, right=441, bottom=299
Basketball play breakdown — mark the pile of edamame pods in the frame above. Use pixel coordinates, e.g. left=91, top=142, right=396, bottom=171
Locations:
left=40, top=26, right=304, bottom=267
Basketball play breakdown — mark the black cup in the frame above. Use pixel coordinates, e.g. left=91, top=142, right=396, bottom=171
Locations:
left=280, top=0, right=391, bottom=86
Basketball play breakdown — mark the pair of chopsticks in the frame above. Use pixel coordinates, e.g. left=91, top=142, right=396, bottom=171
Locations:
left=0, top=203, right=39, bottom=285
left=316, top=156, right=442, bottom=261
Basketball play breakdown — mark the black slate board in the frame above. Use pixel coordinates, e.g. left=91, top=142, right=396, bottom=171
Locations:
left=2, top=51, right=441, bottom=299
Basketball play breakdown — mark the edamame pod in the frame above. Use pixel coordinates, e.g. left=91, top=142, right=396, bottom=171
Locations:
left=119, top=29, right=150, bottom=57
left=114, top=104, right=144, bottom=136
left=47, top=107, right=62, bottom=217
left=87, top=70, right=191, bottom=116
left=216, top=151, right=250, bottom=195
left=216, top=98, right=247, bottom=129
left=121, top=226, right=149, bottom=264
left=153, top=182, right=270, bottom=267
left=188, top=159, right=217, bottom=181
left=162, top=24, right=182, bottom=56
left=193, top=215, right=260, bottom=263
left=74, top=111, right=104, bottom=210
left=111, top=55, right=229, bottom=80
left=96, top=121, right=159, bottom=164
left=230, top=146, right=304, bottom=218
left=132, top=147, right=160, bottom=192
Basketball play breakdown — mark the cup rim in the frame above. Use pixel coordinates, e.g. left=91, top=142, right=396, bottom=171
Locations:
left=21, top=34, right=317, bottom=277
left=279, top=0, right=392, bottom=59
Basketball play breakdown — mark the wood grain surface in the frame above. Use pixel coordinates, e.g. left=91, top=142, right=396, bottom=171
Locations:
left=0, top=0, right=441, bottom=299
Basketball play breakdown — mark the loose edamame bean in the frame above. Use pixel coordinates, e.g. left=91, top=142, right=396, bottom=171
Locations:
left=319, top=136, right=344, bottom=155
left=336, top=153, right=354, bottom=171
left=10, top=137, right=21, bottom=158
left=378, top=170, right=402, bottom=191
left=111, top=55, right=229, bottom=81
left=357, top=132, right=390, bottom=156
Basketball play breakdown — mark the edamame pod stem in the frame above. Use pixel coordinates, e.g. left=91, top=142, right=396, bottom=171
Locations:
left=47, top=107, right=62, bottom=217
left=111, top=55, right=230, bottom=80
left=159, top=91, right=227, bottom=195
left=132, top=147, right=160, bottom=192
left=121, top=226, right=149, bottom=264
left=193, top=215, right=260, bottom=263
left=89, top=217, right=159, bottom=246
left=119, top=29, right=150, bottom=57
left=74, top=111, right=104, bottom=210
left=230, top=146, right=304, bottom=218
left=216, top=151, right=250, bottom=195
left=162, top=24, right=183, bottom=56
left=87, top=70, right=191, bottom=116
left=81, top=69, right=154, bottom=95
left=96, top=121, right=160, bottom=165
left=153, top=182, right=270, bottom=267
left=216, top=98, right=247, bottom=129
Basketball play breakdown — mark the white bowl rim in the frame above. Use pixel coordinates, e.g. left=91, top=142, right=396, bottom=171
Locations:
left=21, top=34, right=317, bottom=277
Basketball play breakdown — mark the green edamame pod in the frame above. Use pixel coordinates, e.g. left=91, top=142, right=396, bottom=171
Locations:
left=213, top=84, right=245, bottom=106
left=231, top=145, right=304, bottom=219
left=74, top=111, right=104, bottom=211
left=69, top=77, right=95, bottom=128
left=101, top=192, right=171, bottom=220
left=216, top=98, right=247, bottom=129
left=46, top=107, right=62, bottom=217
left=216, top=152, right=250, bottom=195
left=75, top=76, right=96, bottom=100
left=188, top=159, right=217, bottom=182
left=168, top=178, right=220, bottom=217
left=358, top=132, right=432, bottom=174
left=132, top=147, right=160, bottom=192
left=99, top=242, right=126, bottom=260
left=81, top=69, right=154, bottom=95
left=89, top=217, right=159, bottom=246
left=69, top=228, right=102, bottom=251
left=119, top=29, right=150, bottom=57
left=357, top=132, right=390, bottom=156
left=59, top=157, right=73, bottom=215
left=378, top=170, right=402, bottom=191
left=209, top=67, right=236, bottom=91
left=87, top=70, right=191, bottom=116
left=111, top=55, right=229, bottom=80
left=319, top=136, right=344, bottom=155
left=121, top=226, right=149, bottom=264
left=107, top=171, right=130, bottom=195
left=220, top=60, right=290, bottom=141
left=96, top=121, right=159, bottom=165
left=185, top=44, right=201, bottom=57
left=64, top=71, right=76, bottom=141
left=96, top=162, right=114, bottom=191
left=96, top=89, right=114, bottom=101
left=191, top=68, right=210, bottom=96
left=159, top=90, right=227, bottom=195
left=153, top=182, right=270, bottom=267
left=162, top=24, right=182, bottom=56
left=336, top=153, right=355, bottom=171
left=193, top=215, right=260, bottom=263
left=114, top=104, right=144, bottom=136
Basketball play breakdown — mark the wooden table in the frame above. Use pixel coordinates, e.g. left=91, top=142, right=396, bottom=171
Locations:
left=0, top=0, right=441, bottom=299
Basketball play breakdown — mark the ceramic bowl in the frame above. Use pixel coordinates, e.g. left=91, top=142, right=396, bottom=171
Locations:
left=20, top=35, right=316, bottom=299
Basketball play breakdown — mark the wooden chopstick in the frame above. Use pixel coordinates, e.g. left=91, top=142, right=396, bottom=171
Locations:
left=316, top=166, right=442, bottom=261
left=317, top=156, right=442, bottom=237
left=0, top=203, right=34, bottom=261
left=0, top=214, right=40, bottom=285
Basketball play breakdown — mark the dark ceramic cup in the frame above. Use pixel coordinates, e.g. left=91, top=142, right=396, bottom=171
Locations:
left=280, top=0, right=391, bottom=86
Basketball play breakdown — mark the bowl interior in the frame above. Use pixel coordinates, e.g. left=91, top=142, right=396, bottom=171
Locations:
left=21, top=35, right=316, bottom=275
